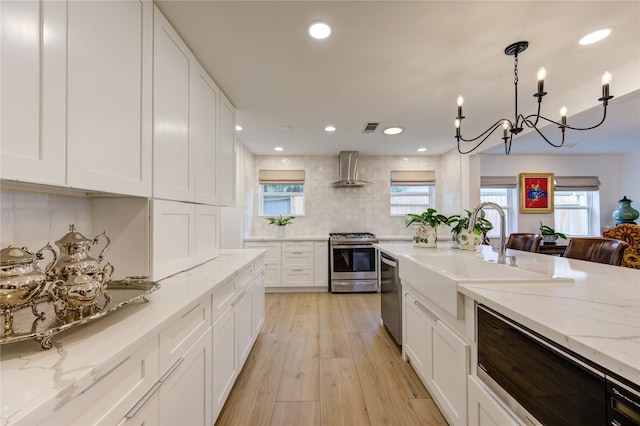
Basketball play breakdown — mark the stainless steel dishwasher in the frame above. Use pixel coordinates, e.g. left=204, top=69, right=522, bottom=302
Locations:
left=380, top=251, right=401, bottom=345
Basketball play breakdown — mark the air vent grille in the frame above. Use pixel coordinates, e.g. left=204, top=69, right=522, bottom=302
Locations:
left=362, top=122, right=379, bottom=134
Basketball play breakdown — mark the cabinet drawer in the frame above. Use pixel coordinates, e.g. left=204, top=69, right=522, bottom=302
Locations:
left=159, top=297, right=211, bottom=372
left=282, top=241, right=314, bottom=253
left=282, top=269, right=314, bottom=287
left=32, top=336, right=159, bottom=426
left=236, top=264, right=253, bottom=292
left=244, top=242, right=281, bottom=264
left=212, top=276, right=235, bottom=321
left=282, top=252, right=314, bottom=269
left=254, top=255, right=265, bottom=278
left=264, top=265, right=281, bottom=287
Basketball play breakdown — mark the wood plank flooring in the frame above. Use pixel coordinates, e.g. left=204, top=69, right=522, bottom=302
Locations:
left=215, top=292, right=447, bottom=426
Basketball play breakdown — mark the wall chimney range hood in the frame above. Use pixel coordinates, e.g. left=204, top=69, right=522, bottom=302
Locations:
left=332, top=151, right=369, bottom=188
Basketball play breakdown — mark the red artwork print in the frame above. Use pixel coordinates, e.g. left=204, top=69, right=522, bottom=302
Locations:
left=524, top=177, right=549, bottom=209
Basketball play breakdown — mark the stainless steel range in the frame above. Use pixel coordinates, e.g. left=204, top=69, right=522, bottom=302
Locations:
left=329, top=232, right=379, bottom=293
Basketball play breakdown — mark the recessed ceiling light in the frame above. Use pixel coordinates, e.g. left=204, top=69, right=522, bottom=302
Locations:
left=235, top=125, right=243, bottom=131
left=274, top=147, right=284, bottom=152
left=325, top=125, right=336, bottom=132
left=579, top=28, right=613, bottom=45
left=308, top=21, right=332, bottom=39
left=383, top=126, right=404, bottom=135
left=417, top=147, right=427, bottom=152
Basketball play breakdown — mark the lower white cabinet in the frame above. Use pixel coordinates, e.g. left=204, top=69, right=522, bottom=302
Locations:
left=314, top=241, right=329, bottom=287
left=212, top=302, right=237, bottom=420
left=117, top=393, right=159, bottom=426
left=468, top=375, right=522, bottom=426
left=158, top=327, right=212, bottom=426
left=403, top=286, right=469, bottom=426
left=253, top=260, right=265, bottom=336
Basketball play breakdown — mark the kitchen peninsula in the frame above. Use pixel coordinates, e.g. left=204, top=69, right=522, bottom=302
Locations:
left=376, top=243, right=640, bottom=425
left=0, top=249, right=265, bottom=426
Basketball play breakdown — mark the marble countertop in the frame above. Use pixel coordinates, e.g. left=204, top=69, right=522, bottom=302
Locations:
left=375, top=243, right=640, bottom=385
left=0, top=249, right=264, bottom=426
left=244, top=235, right=414, bottom=242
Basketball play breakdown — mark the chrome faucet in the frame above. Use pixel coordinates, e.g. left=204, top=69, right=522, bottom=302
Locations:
left=469, top=201, right=507, bottom=264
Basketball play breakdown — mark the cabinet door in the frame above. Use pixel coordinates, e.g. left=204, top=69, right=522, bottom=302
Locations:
left=191, top=61, right=220, bottom=204
left=235, top=288, right=253, bottom=369
left=428, top=318, right=469, bottom=426
left=195, top=204, right=220, bottom=265
left=252, top=263, right=265, bottom=336
left=314, top=241, right=329, bottom=286
left=217, top=93, right=236, bottom=206
left=153, top=6, right=193, bottom=201
left=467, top=376, right=522, bottom=426
left=158, top=328, right=212, bottom=426
left=212, top=305, right=237, bottom=421
left=151, top=200, right=195, bottom=280
left=1, top=0, right=66, bottom=185
left=67, top=0, right=152, bottom=196
left=118, top=393, right=159, bottom=426
left=403, top=291, right=431, bottom=382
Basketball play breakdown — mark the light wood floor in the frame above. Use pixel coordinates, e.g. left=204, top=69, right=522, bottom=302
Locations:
left=215, top=292, right=447, bottom=426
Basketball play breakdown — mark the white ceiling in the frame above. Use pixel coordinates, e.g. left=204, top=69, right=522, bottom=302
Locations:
left=156, top=1, right=640, bottom=157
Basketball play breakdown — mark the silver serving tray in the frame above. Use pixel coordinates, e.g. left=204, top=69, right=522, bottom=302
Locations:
left=0, top=277, right=160, bottom=350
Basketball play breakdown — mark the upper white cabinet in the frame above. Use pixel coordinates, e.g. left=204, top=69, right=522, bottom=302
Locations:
left=191, top=62, right=220, bottom=205
left=217, top=93, right=236, bottom=207
left=66, top=0, right=152, bottom=196
left=153, top=6, right=193, bottom=202
left=1, top=0, right=66, bottom=185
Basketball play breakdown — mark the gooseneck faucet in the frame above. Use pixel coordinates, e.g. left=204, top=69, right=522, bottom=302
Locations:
left=469, top=201, right=507, bottom=264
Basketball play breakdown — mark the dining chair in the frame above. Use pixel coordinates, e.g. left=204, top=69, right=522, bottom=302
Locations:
left=602, top=223, right=640, bottom=269
left=563, top=237, right=629, bottom=266
left=506, top=233, right=542, bottom=252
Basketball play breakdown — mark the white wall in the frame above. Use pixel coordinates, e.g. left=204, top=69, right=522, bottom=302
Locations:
left=245, top=154, right=466, bottom=238
left=480, top=154, right=632, bottom=233
left=619, top=152, right=640, bottom=205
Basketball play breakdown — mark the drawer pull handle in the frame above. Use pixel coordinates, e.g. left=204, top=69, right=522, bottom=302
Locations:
left=181, top=303, right=200, bottom=319
left=126, top=357, right=185, bottom=418
left=80, top=355, right=132, bottom=396
left=231, top=290, right=247, bottom=306
left=414, top=300, right=439, bottom=321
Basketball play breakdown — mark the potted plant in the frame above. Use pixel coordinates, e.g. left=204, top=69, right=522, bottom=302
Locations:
left=539, top=221, right=567, bottom=245
left=404, top=208, right=448, bottom=247
left=266, top=215, right=295, bottom=237
left=448, top=210, right=493, bottom=250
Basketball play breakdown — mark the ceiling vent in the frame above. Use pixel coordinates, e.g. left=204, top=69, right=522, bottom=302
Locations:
left=362, top=122, right=379, bottom=134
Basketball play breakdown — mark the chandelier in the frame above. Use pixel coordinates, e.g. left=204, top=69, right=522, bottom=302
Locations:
left=454, top=41, right=613, bottom=155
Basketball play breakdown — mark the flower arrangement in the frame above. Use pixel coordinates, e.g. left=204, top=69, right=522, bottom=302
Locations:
left=448, top=210, right=493, bottom=249
left=266, top=215, right=295, bottom=227
left=404, top=208, right=448, bottom=247
left=539, top=221, right=567, bottom=244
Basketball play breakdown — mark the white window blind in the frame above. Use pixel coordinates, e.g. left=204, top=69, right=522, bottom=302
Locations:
left=390, top=170, right=436, bottom=186
left=259, top=170, right=305, bottom=184
left=480, top=176, right=517, bottom=188
left=554, top=176, right=601, bottom=191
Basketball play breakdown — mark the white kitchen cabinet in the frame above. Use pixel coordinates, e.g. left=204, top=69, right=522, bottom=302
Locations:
left=252, top=256, right=266, bottom=336
left=467, top=376, right=522, bottom=426
left=195, top=204, right=220, bottom=265
left=282, top=241, right=315, bottom=287
left=211, top=302, right=237, bottom=421
left=314, top=241, right=329, bottom=287
left=235, top=283, right=254, bottom=369
left=217, top=93, right=236, bottom=207
left=158, top=327, right=212, bottom=426
left=403, top=285, right=469, bottom=426
left=191, top=61, right=220, bottom=205
left=117, top=393, right=159, bottom=426
left=153, top=5, right=193, bottom=202
left=66, top=0, right=152, bottom=197
left=1, top=0, right=66, bottom=185
left=151, top=199, right=195, bottom=280
left=244, top=241, right=282, bottom=288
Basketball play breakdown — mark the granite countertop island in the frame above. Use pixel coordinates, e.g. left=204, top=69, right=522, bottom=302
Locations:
left=375, top=243, right=640, bottom=386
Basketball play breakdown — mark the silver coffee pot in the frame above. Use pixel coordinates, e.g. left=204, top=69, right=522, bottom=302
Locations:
left=53, top=224, right=111, bottom=280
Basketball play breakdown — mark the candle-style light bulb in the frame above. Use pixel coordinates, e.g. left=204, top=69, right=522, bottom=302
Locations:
left=560, top=106, right=567, bottom=126
left=456, top=95, right=464, bottom=118
left=502, top=120, right=509, bottom=138
left=601, top=71, right=612, bottom=99
left=537, top=67, right=546, bottom=95
left=455, top=119, right=461, bottom=137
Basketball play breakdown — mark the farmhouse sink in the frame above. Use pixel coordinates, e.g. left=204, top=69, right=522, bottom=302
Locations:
left=399, top=253, right=573, bottom=318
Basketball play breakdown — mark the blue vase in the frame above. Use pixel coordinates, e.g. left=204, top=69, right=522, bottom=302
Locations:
left=612, top=196, right=639, bottom=225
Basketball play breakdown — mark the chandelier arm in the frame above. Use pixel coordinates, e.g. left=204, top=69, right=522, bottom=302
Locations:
left=523, top=104, right=608, bottom=131
left=522, top=117, right=566, bottom=148
left=457, top=119, right=509, bottom=143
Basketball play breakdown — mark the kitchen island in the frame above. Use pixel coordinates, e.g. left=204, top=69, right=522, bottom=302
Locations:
left=375, top=242, right=639, bottom=425
left=0, top=249, right=265, bottom=426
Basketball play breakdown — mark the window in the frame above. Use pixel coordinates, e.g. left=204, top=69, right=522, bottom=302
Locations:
left=389, top=170, right=436, bottom=215
left=553, top=176, right=601, bottom=236
left=259, top=170, right=305, bottom=215
left=480, top=176, right=517, bottom=237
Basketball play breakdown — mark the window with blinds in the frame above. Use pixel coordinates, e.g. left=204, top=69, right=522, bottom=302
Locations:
left=480, top=176, right=517, bottom=237
left=259, top=170, right=305, bottom=216
left=389, top=170, right=436, bottom=216
left=553, top=176, right=601, bottom=236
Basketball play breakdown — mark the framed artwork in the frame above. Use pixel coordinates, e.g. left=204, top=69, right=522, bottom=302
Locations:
left=520, top=173, right=554, bottom=213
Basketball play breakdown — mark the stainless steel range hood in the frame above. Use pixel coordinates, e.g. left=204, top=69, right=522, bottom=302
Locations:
left=332, top=151, right=369, bottom=188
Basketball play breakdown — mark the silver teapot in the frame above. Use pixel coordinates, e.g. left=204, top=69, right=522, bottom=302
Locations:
left=49, top=265, right=113, bottom=308
left=53, top=224, right=111, bottom=280
left=0, top=244, right=57, bottom=310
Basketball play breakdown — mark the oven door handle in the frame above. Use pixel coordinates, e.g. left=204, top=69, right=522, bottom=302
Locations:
left=331, top=244, right=375, bottom=249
